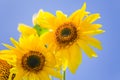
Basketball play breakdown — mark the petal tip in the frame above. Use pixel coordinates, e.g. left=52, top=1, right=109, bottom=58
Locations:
left=82, top=2, right=87, bottom=9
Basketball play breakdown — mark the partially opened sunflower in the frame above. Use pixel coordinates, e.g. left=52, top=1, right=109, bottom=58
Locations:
left=32, top=3, right=104, bottom=74
left=0, top=35, right=61, bottom=80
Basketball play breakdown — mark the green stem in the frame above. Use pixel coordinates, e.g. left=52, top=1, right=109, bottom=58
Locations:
left=63, top=70, right=66, bottom=80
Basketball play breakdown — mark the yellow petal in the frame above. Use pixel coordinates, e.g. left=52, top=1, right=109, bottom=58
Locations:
left=69, top=2, right=88, bottom=26
left=33, top=9, right=44, bottom=25
left=40, top=71, right=50, bottom=80
left=54, top=51, right=63, bottom=70
left=45, top=52, right=56, bottom=68
left=19, top=35, right=35, bottom=50
left=69, top=2, right=86, bottom=20
left=82, top=30, right=105, bottom=36
left=40, top=31, right=56, bottom=51
left=91, top=24, right=102, bottom=29
left=56, top=11, right=67, bottom=24
left=81, top=36, right=102, bottom=50
left=10, top=38, right=21, bottom=49
left=0, top=52, right=16, bottom=66
left=59, top=49, right=69, bottom=71
left=80, top=23, right=102, bottom=31
left=13, top=69, right=25, bottom=80
left=84, top=13, right=100, bottom=23
left=33, top=10, right=56, bottom=30
left=43, top=67, right=62, bottom=79
left=0, top=50, right=11, bottom=53
left=77, top=40, right=98, bottom=58
left=42, top=11, right=56, bottom=29
left=27, top=73, right=40, bottom=80
left=68, top=44, right=82, bottom=74
left=18, top=24, right=36, bottom=36
left=2, top=43, right=15, bottom=50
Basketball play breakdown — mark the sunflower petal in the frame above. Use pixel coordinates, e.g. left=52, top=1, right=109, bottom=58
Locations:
left=69, top=2, right=87, bottom=20
left=84, top=13, right=100, bottom=23
left=10, top=38, right=21, bottom=49
left=45, top=52, right=56, bottom=67
left=33, top=10, right=56, bottom=30
left=69, top=3, right=88, bottom=26
left=14, top=69, right=26, bottom=80
left=82, top=30, right=105, bottom=36
left=60, top=49, right=69, bottom=71
left=80, top=23, right=102, bottom=31
left=81, top=36, right=102, bottom=50
left=68, top=44, right=82, bottom=74
left=77, top=40, right=98, bottom=58
left=0, top=52, right=16, bottom=66
left=27, top=73, right=40, bottom=80
left=2, top=43, right=15, bottom=50
left=43, top=67, right=62, bottom=79
left=40, top=31, right=56, bottom=51
left=91, top=24, right=102, bottom=29
left=18, top=24, right=36, bottom=36
left=56, top=11, right=67, bottom=24
left=40, top=71, right=50, bottom=80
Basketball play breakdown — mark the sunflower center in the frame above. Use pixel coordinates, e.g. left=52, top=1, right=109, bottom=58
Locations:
left=22, top=51, right=45, bottom=72
left=61, top=28, right=71, bottom=37
left=27, top=55, right=40, bottom=68
left=55, top=22, right=78, bottom=48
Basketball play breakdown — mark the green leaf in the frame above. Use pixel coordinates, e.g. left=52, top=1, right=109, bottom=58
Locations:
left=33, top=24, right=48, bottom=36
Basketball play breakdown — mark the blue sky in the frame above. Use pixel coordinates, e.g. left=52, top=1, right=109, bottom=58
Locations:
left=0, top=0, right=120, bottom=80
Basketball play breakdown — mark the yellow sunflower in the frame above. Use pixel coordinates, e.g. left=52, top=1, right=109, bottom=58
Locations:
left=0, top=35, right=61, bottom=80
left=32, top=3, right=105, bottom=74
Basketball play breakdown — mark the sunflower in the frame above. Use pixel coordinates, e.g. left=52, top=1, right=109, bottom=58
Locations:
left=0, top=35, right=61, bottom=80
left=32, top=3, right=105, bottom=74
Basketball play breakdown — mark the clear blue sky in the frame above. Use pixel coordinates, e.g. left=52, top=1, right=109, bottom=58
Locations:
left=0, top=0, right=119, bottom=80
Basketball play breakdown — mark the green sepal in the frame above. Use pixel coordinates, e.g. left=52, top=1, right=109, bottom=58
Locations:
left=33, top=24, right=48, bottom=36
